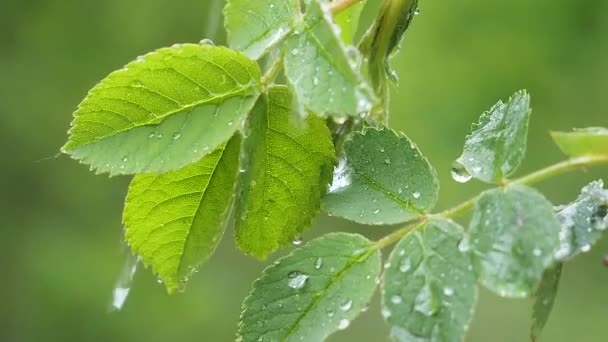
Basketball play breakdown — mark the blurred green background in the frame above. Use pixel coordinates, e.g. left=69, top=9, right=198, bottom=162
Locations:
left=2, top=0, right=607, bottom=341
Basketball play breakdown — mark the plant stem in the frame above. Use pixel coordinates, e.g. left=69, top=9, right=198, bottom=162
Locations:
left=375, top=155, right=608, bottom=249
left=330, top=0, right=365, bottom=14
left=261, top=54, right=285, bottom=87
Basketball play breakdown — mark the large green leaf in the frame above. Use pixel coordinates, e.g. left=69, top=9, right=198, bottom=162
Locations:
left=62, top=44, right=260, bottom=175
left=323, top=126, right=439, bottom=225
left=237, top=233, right=381, bottom=341
left=468, top=185, right=560, bottom=297
left=224, top=0, right=300, bottom=60
left=123, top=134, right=241, bottom=293
left=531, top=264, right=562, bottom=342
left=553, top=180, right=608, bottom=261
left=455, top=90, right=531, bottom=184
left=284, top=0, right=375, bottom=117
left=551, top=127, right=608, bottom=157
left=235, top=86, right=336, bottom=258
left=383, top=219, right=477, bottom=342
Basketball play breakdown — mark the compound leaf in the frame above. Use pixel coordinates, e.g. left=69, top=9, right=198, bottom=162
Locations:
left=235, top=86, right=335, bottom=259
left=62, top=44, right=260, bottom=176
left=468, top=185, right=560, bottom=298
left=323, top=126, right=439, bottom=225
left=238, top=233, right=381, bottom=341
left=531, top=264, right=562, bottom=342
left=383, top=219, right=477, bottom=342
left=123, top=134, right=242, bottom=294
left=224, top=0, right=299, bottom=60
left=456, top=90, right=531, bottom=184
left=284, top=0, right=375, bottom=117
left=554, top=180, right=608, bottom=261
left=551, top=127, right=608, bottom=157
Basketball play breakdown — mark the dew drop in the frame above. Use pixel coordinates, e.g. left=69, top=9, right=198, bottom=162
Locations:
left=337, top=319, right=350, bottom=330
left=443, top=287, right=454, bottom=297
left=581, top=244, right=591, bottom=253
left=293, top=238, right=303, bottom=246
left=340, top=299, right=353, bottom=311
left=172, top=133, right=181, bottom=140
left=399, top=258, right=411, bottom=273
left=413, top=192, right=421, bottom=199
left=373, top=208, right=380, bottom=214
left=458, top=237, right=470, bottom=253
left=287, top=271, right=309, bottom=289
left=199, top=38, right=215, bottom=45
left=314, top=257, right=323, bottom=270
left=327, top=309, right=335, bottom=317
left=121, top=156, right=128, bottom=162
left=391, top=295, right=403, bottom=304
left=148, top=132, right=156, bottom=139
left=532, top=248, right=542, bottom=257
left=450, top=162, right=472, bottom=183
left=381, top=307, right=392, bottom=318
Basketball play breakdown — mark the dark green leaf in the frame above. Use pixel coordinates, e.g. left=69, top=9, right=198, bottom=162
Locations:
left=455, top=90, right=531, bottom=183
left=62, top=44, right=260, bottom=175
left=224, top=0, right=299, bottom=60
left=531, top=264, right=562, bottom=342
left=468, top=185, right=560, bottom=298
left=551, top=127, right=608, bottom=157
left=323, top=126, right=439, bottom=225
left=235, top=86, right=336, bottom=258
left=383, top=219, right=477, bottom=342
left=237, top=233, right=382, bottom=341
left=554, top=180, right=608, bottom=261
left=123, top=134, right=241, bottom=293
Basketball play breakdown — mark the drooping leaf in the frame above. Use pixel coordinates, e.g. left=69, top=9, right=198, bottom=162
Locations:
left=531, top=264, right=562, bottom=342
left=551, top=127, right=608, bottom=157
left=468, top=185, right=560, bottom=298
left=323, top=126, right=439, bottom=225
left=553, top=180, right=608, bottom=261
left=237, top=233, right=381, bottom=341
left=331, top=0, right=366, bottom=45
left=224, top=0, right=299, bottom=60
left=62, top=44, right=260, bottom=175
left=284, top=0, right=375, bottom=117
left=123, top=134, right=241, bottom=293
left=455, top=90, right=531, bottom=184
left=235, top=86, right=335, bottom=259
left=383, top=219, right=477, bottom=342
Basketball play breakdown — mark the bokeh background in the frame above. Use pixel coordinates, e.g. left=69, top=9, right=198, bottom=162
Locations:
left=2, top=0, right=607, bottom=341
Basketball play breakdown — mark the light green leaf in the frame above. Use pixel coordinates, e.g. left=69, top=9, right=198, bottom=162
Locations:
left=62, top=44, right=260, bottom=176
left=383, top=219, right=477, bottom=342
left=235, top=86, right=336, bottom=259
left=284, top=0, right=375, bottom=117
left=455, top=90, right=531, bottom=184
left=551, top=127, right=608, bottom=157
left=531, top=264, right=562, bottom=342
left=237, top=233, right=381, bottom=341
left=468, top=185, right=560, bottom=298
left=332, top=0, right=366, bottom=45
left=224, top=0, right=300, bottom=60
left=123, top=134, right=241, bottom=294
left=553, top=180, right=608, bottom=261
left=323, top=126, right=439, bottom=225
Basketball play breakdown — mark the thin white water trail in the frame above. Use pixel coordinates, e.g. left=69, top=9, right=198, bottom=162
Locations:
left=109, top=251, right=140, bottom=312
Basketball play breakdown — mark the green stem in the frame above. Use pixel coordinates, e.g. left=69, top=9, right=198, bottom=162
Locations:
left=261, top=53, right=285, bottom=88
left=330, top=0, right=365, bottom=14
left=375, top=155, right=608, bottom=249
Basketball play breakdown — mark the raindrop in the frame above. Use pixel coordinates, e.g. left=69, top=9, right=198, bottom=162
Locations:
left=391, top=295, right=403, bottom=304
left=398, top=188, right=403, bottom=194
left=313, top=77, right=320, bottom=86
left=327, top=309, right=335, bottom=317
left=458, top=237, right=470, bottom=252
left=450, top=162, right=472, bottom=183
left=228, top=120, right=234, bottom=126
left=110, top=252, right=140, bottom=311
left=156, top=133, right=164, bottom=139
left=172, top=133, right=181, bottom=140
left=581, top=244, right=591, bottom=253
left=121, top=156, right=128, bottom=162
left=373, top=209, right=380, bottom=214
left=414, top=8, right=421, bottom=15
left=148, top=132, right=156, bottom=139
left=329, top=158, right=352, bottom=193
left=340, top=299, right=353, bottom=311
left=287, top=271, right=309, bottom=289
left=337, top=319, right=350, bottom=330
left=314, top=257, right=323, bottom=270
left=413, top=192, right=421, bottom=199
left=199, top=38, right=215, bottom=45
left=384, top=158, right=391, bottom=165
left=443, top=287, right=454, bottom=297
left=399, top=258, right=411, bottom=273
left=291, top=48, right=299, bottom=56
left=532, top=248, right=542, bottom=257
left=381, top=307, right=392, bottom=318
left=293, top=238, right=303, bottom=246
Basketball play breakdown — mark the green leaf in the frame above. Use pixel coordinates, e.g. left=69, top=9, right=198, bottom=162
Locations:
left=323, top=126, right=439, bottom=225
left=383, top=219, right=477, bottom=342
left=235, top=86, right=336, bottom=258
left=332, top=0, right=366, bottom=45
left=551, top=127, right=608, bottom=157
left=123, top=134, right=242, bottom=294
left=62, top=44, right=260, bottom=176
left=468, top=185, right=560, bottom=298
left=237, top=233, right=381, bottom=341
left=284, top=0, right=375, bottom=117
left=224, top=0, right=299, bottom=60
left=455, top=90, right=531, bottom=184
left=531, top=264, right=562, bottom=342
left=554, top=180, right=608, bottom=261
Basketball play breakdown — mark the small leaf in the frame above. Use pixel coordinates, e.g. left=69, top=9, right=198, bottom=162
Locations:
left=224, top=0, right=299, bottom=60
left=284, top=0, right=375, bottom=117
left=235, top=86, right=336, bottom=258
left=383, top=219, right=477, bottom=342
left=553, top=180, right=608, bottom=261
left=237, top=233, right=381, bottom=341
left=332, top=0, right=366, bottom=45
left=323, top=126, right=439, bottom=225
left=123, top=134, right=242, bottom=293
left=62, top=44, right=260, bottom=175
left=531, top=264, right=562, bottom=342
left=456, top=90, right=531, bottom=183
left=551, top=127, right=608, bottom=157
left=468, top=185, right=560, bottom=298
